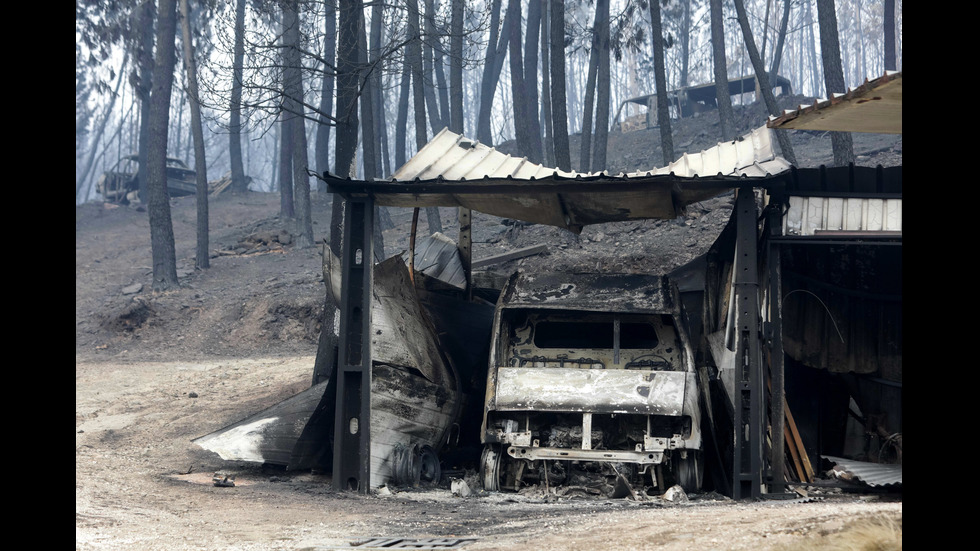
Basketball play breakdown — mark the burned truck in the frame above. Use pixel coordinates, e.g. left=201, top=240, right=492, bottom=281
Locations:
left=479, top=271, right=703, bottom=496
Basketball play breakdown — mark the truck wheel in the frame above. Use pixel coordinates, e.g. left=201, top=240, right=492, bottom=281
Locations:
left=673, top=451, right=703, bottom=493
left=479, top=445, right=502, bottom=491
left=418, top=445, right=441, bottom=485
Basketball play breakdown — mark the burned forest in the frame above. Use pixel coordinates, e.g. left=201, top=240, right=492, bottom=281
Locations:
left=78, top=1, right=902, bottom=549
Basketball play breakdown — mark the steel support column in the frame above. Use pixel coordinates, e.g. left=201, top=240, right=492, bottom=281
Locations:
left=458, top=207, right=472, bottom=300
left=333, top=196, right=375, bottom=493
left=767, top=200, right=786, bottom=494
left=732, top=186, right=765, bottom=499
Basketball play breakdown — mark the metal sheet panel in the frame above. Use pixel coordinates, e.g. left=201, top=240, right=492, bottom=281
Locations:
left=402, top=233, right=467, bottom=290
left=768, top=71, right=902, bottom=134
left=331, top=126, right=789, bottom=232
left=782, top=196, right=902, bottom=236
left=502, top=272, right=674, bottom=314
left=823, top=455, right=903, bottom=487
left=493, top=367, right=691, bottom=414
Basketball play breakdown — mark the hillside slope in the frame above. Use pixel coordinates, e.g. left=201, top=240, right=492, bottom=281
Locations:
left=76, top=96, right=901, bottom=365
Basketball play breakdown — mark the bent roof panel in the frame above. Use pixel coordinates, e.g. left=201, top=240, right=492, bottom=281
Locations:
left=326, top=125, right=790, bottom=232
left=767, top=71, right=902, bottom=134
left=501, top=272, right=675, bottom=314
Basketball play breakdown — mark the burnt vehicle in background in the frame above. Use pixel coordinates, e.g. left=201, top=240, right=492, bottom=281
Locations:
left=96, top=155, right=197, bottom=204
left=479, top=271, right=703, bottom=497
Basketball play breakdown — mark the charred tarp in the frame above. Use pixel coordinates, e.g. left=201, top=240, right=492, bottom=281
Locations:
left=194, top=254, right=493, bottom=489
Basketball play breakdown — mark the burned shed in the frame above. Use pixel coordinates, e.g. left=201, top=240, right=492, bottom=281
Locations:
left=196, top=85, right=901, bottom=498
left=323, top=125, right=795, bottom=496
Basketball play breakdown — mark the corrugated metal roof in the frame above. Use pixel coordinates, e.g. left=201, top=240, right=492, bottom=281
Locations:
left=392, top=124, right=788, bottom=182
left=327, top=126, right=790, bottom=232
left=767, top=71, right=902, bottom=134
left=823, top=455, right=903, bottom=488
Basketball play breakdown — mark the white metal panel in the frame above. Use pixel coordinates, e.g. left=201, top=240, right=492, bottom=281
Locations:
left=845, top=198, right=864, bottom=230
left=785, top=196, right=804, bottom=235
left=867, top=199, right=883, bottom=231
left=494, top=367, right=690, bottom=415
left=885, top=199, right=902, bottom=231
left=782, top=197, right=902, bottom=236
left=804, top=197, right=824, bottom=235
left=827, top=198, right=844, bottom=230
left=389, top=125, right=788, bottom=182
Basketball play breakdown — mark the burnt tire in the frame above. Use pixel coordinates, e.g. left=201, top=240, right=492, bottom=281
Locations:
left=673, top=451, right=703, bottom=493
left=479, top=445, right=502, bottom=491
left=418, top=445, right=441, bottom=485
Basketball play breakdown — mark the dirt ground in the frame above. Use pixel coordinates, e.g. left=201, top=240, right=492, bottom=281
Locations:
left=76, top=101, right=902, bottom=550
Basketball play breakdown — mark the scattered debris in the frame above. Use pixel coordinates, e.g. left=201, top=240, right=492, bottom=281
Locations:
left=195, top=255, right=486, bottom=490
left=207, top=171, right=251, bottom=197
left=823, top=456, right=902, bottom=489
left=451, top=478, right=472, bottom=498
left=471, top=244, right=548, bottom=269
left=102, top=297, right=154, bottom=332
left=350, top=537, right=476, bottom=549
left=121, top=283, right=143, bottom=295
left=219, top=230, right=294, bottom=257
left=663, top=484, right=688, bottom=503
left=212, top=472, right=235, bottom=487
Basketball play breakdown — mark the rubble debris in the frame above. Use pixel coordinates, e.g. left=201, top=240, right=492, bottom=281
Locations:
left=350, top=538, right=476, bottom=549
left=219, top=230, right=294, bottom=257
left=121, top=283, right=143, bottom=295
left=206, top=171, right=251, bottom=197
left=450, top=478, right=472, bottom=497
left=823, top=456, right=902, bottom=489
left=663, top=484, right=688, bottom=502
left=102, top=297, right=154, bottom=332
left=195, top=255, right=478, bottom=490
left=212, top=472, right=235, bottom=487
left=471, top=244, right=548, bottom=269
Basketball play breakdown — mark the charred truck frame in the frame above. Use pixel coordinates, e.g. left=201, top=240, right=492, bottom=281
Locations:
left=480, top=271, right=703, bottom=494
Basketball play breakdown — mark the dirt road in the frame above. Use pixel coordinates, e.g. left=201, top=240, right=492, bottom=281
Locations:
left=76, top=354, right=901, bottom=551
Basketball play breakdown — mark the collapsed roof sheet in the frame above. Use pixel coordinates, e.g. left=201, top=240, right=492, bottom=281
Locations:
left=500, top=272, right=676, bottom=314
left=325, top=125, right=790, bottom=232
left=767, top=71, right=902, bottom=134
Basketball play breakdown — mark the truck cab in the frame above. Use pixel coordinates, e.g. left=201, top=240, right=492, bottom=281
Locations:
left=480, top=271, right=703, bottom=496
